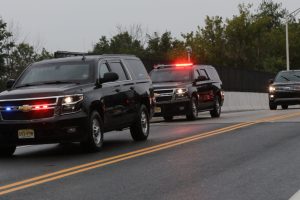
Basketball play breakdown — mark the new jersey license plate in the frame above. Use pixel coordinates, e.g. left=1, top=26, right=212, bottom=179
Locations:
left=155, top=106, right=161, bottom=113
left=18, top=129, right=35, bottom=139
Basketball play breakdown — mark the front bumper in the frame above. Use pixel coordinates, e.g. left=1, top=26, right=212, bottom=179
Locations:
left=0, top=111, right=88, bottom=146
left=154, top=98, right=190, bottom=117
left=269, top=91, right=300, bottom=105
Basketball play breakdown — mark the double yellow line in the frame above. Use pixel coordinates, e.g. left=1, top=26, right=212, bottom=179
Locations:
left=1, top=112, right=300, bottom=196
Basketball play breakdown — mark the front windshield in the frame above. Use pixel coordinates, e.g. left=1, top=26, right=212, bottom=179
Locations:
left=275, top=71, right=300, bottom=83
left=150, top=68, right=191, bottom=83
left=15, top=61, right=94, bottom=87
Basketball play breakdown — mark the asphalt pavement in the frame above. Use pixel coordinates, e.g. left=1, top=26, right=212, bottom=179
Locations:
left=1, top=109, right=300, bottom=200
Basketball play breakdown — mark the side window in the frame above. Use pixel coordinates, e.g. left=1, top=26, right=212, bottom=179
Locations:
left=198, top=69, right=209, bottom=80
left=99, top=63, right=110, bottom=78
left=194, top=69, right=200, bottom=79
left=125, top=59, right=149, bottom=80
left=108, top=61, right=128, bottom=81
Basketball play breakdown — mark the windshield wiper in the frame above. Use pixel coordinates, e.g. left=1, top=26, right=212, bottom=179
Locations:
left=42, top=81, right=80, bottom=85
left=280, top=75, right=290, bottom=81
left=15, top=83, right=43, bottom=88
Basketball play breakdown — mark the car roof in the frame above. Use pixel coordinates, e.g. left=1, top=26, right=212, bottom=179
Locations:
left=34, top=54, right=138, bottom=65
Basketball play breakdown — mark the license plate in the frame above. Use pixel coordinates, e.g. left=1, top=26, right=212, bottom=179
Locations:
left=155, top=107, right=161, bottom=113
left=18, top=129, right=35, bottom=139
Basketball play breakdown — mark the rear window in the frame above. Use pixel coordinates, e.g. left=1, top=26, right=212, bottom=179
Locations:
left=125, top=59, right=149, bottom=80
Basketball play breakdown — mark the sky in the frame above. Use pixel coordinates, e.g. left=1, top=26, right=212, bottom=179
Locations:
left=0, top=0, right=298, bottom=52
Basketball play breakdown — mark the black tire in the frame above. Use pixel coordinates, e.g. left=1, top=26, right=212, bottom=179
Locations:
left=269, top=102, right=277, bottom=110
left=130, top=105, right=150, bottom=141
left=210, top=96, right=221, bottom=118
left=281, top=105, right=288, bottom=109
left=186, top=97, right=198, bottom=121
left=81, top=111, right=104, bottom=152
left=0, top=145, right=16, bottom=157
left=163, top=115, right=173, bottom=121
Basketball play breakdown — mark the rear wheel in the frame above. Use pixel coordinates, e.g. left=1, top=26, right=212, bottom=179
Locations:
left=269, top=102, right=277, bottom=110
left=281, top=105, right=288, bottom=109
left=130, top=105, right=150, bottom=141
left=186, top=97, right=198, bottom=121
left=163, top=115, right=173, bottom=121
left=0, top=145, right=16, bottom=157
left=81, top=111, right=104, bottom=152
left=210, top=96, right=221, bottom=118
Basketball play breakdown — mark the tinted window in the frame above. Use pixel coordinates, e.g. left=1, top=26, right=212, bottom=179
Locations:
left=150, top=68, right=192, bottom=83
left=199, top=69, right=209, bottom=80
left=125, top=59, right=149, bottom=80
left=16, top=61, right=94, bottom=86
left=99, top=63, right=110, bottom=78
left=275, top=71, right=300, bottom=82
left=109, top=62, right=128, bottom=81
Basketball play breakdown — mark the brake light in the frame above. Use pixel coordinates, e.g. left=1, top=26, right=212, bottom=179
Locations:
left=174, top=63, right=193, bottom=67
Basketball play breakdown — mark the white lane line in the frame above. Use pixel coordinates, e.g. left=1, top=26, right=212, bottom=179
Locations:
left=289, top=190, right=300, bottom=200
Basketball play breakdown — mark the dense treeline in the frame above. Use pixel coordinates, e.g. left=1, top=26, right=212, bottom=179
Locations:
left=0, top=1, right=299, bottom=91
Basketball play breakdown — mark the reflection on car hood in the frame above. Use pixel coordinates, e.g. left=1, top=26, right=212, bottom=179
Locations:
left=153, top=82, right=189, bottom=90
left=0, top=84, right=91, bottom=100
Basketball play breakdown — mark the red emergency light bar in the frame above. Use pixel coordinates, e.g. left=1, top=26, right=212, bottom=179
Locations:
left=174, top=63, right=193, bottom=67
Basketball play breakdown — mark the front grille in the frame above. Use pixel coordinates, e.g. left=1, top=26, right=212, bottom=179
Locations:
left=1, top=110, right=55, bottom=120
left=0, top=97, right=58, bottom=121
left=0, top=98, right=57, bottom=107
left=156, top=96, right=173, bottom=102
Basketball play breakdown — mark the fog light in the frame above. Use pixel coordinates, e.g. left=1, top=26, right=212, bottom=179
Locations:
left=67, top=127, right=77, bottom=133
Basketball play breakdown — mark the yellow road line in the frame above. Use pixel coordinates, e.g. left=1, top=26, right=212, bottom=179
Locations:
left=0, top=112, right=300, bottom=196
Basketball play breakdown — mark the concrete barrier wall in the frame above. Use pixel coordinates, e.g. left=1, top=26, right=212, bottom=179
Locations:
left=222, top=92, right=269, bottom=112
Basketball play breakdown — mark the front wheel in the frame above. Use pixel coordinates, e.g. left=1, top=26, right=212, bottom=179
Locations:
left=0, top=145, right=16, bottom=157
left=186, top=97, right=198, bottom=121
left=81, top=111, right=104, bottom=152
left=269, top=102, right=277, bottom=110
left=210, top=96, right=221, bottom=118
left=281, top=105, right=288, bottom=110
left=130, top=105, right=150, bottom=141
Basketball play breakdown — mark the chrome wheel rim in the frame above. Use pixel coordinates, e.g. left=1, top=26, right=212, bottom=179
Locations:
left=192, top=100, right=197, bottom=117
left=92, top=118, right=101, bottom=145
left=141, top=111, right=148, bottom=135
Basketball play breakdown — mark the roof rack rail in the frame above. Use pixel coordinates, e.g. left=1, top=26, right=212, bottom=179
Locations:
left=54, top=51, right=88, bottom=58
left=101, top=54, right=136, bottom=57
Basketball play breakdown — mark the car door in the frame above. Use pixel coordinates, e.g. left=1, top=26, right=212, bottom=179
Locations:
left=107, top=59, right=135, bottom=126
left=194, top=67, right=214, bottom=109
left=97, top=61, right=123, bottom=129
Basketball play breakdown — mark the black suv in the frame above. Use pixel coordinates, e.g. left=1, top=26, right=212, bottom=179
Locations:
left=150, top=63, right=224, bottom=121
left=0, top=53, right=154, bottom=156
left=269, top=70, right=300, bottom=110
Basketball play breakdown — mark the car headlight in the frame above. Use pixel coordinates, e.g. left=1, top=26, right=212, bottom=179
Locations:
left=60, top=94, right=84, bottom=114
left=175, top=88, right=188, bottom=97
left=269, top=86, right=276, bottom=93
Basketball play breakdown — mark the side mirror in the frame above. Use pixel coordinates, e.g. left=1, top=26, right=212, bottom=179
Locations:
left=196, top=75, right=208, bottom=82
left=6, top=79, right=15, bottom=89
left=268, top=79, right=274, bottom=84
left=98, top=72, right=119, bottom=84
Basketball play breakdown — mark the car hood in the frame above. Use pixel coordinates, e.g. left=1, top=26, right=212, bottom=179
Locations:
left=272, top=82, right=300, bottom=87
left=0, top=84, right=90, bottom=100
left=153, top=82, right=189, bottom=90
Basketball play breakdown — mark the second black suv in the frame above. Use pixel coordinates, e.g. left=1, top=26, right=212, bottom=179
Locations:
left=0, top=53, right=154, bottom=156
left=269, top=70, right=300, bottom=110
left=150, top=63, right=224, bottom=121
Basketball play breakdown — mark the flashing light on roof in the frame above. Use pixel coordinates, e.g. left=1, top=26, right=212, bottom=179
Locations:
left=174, top=63, right=193, bottom=67
left=6, top=107, right=12, bottom=111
